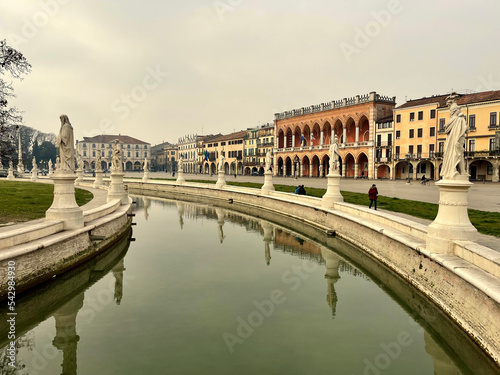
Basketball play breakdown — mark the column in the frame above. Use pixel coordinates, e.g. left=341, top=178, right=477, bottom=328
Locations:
left=343, top=128, right=347, bottom=144
left=354, top=163, right=359, bottom=179
left=292, top=134, right=295, bottom=148
left=300, top=164, right=304, bottom=177
left=320, top=131, right=324, bottom=146
left=355, top=126, right=359, bottom=144
left=342, top=163, right=347, bottom=178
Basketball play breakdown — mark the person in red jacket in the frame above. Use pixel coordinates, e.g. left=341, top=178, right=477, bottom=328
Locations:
left=368, top=184, right=378, bottom=210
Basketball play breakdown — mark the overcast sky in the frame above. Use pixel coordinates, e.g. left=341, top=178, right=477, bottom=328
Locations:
left=2, top=0, right=499, bottom=146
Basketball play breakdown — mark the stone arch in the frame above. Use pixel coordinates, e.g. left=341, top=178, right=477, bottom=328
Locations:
left=321, top=154, right=330, bottom=177
left=244, top=166, right=251, bottom=175
left=302, top=125, right=311, bottom=147
left=311, top=155, right=320, bottom=177
left=134, top=161, right=141, bottom=171
left=238, top=162, right=243, bottom=174
left=210, top=162, right=216, bottom=175
left=416, top=160, right=434, bottom=180
left=333, top=119, right=343, bottom=143
left=286, top=127, right=293, bottom=148
left=83, top=161, right=90, bottom=170
left=345, top=118, right=356, bottom=143
left=322, top=121, right=332, bottom=146
left=469, top=160, right=493, bottom=181
left=277, top=157, right=284, bottom=176
left=344, top=153, right=355, bottom=177
left=302, top=155, right=310, bottom=177
left=377, top=165, right=390, bottom=179
left=294, top=126, right=302, bottom=147
left=278, top=129, right=285, bottom=148
left=285, top=156, right=292, bottom=176
left=357, top=152, right=368, bottom=178
left=204, top=163, right=209, bottom=174
left=358, top=116, right=370, bottom=142
left=224, top=162, right=230, bottom=174
left=311, top=123, right=321, bottom=146
left=259, top=166, right=265, bottom=174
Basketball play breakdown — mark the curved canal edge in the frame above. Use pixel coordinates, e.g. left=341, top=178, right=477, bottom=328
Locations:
left=0, top=184, right=133, bottom=300
left=126, top=179, right=500, bottom=366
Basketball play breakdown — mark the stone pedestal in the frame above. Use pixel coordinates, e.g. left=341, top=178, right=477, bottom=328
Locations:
left=426, top=176, right=477, bottom=254
left=46, top=172, right=84, bottom=229
left=93, top=170, right=104, bottom=188
left=107, top=172, right=128, bottom=204
left=48, top=168, right=54, bottom=178
left=31, top=167, right=38, bottom=181
left=142, top=170, right=149, bottom=182
left=215, top=171, right=226, bottom=188
left=176, top=170, right=185, bottom=184
left=322, top=172, right=344, bottom=208
left=75, top=169, right=83, bottom=185
left=261, top=171, right=275, bottom=195
left=6, top=168, right=15, bottom=180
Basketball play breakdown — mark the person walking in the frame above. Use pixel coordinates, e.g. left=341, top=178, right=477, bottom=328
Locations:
left=368, top=184, right=378, bottom=210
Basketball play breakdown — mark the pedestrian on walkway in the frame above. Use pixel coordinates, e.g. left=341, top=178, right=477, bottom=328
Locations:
left=368, top=184, right=378, bottom=210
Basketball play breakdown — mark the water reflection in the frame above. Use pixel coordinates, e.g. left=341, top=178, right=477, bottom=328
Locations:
left=321, top=246, right=341, bottom=317
left=0, top=229, right=131, bottom=374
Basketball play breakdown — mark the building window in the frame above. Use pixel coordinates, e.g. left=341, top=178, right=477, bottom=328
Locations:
left=409, top=112, right=415, bottom=121
left=83, top=143, right=87, bottom=148
left=438, top=142, right=444, bottom=153
left=127, top=144, right=131, bottom=149
left=92, top=151, right=95, bottom=157
left=439, top=119, right=445, bottom=132
left=408, top=145, right=414, bottom=155
left=430, top=127, right=435, bottom=137
left=145, top=152, right=147, bottom=157
left=128, top=151, right=130, bottom=157
left=487, top=165, right=493, bottom=175
left=395, top=146, right=400, bottom=158
left=490, top=138, right=497, bottom=151
left=490, top=112, right=497, bottom=126
left=429, top=144, right=435, bottom=157
left=468, top=139, right=475, bottom=152
left=430, top=109, right=436, bottom=119
left=396, top=130, right=401, bottom=139
left=92, top=143, right=96, bottom=148
left=144, top=145, right=147, bottom=149
left=469, top=115, right=476, bottom=130
left=83, top=151, right=87, bottom=157
left=417, top=128, right=423, bottom=138
left=409, top=129, right=414, bottom=138
left=418, top=111, right=423, bottom=121
left=396, top=114, right=401, bottom=123
left=136, top=145, right=139, bottom=149
left=417, top=145, right=422, bottom=158
left=102, top=144, right=105, bottom=148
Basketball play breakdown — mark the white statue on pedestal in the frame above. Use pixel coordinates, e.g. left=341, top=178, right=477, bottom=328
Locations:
left=144, top=157, right=149, bottom=171
left=48, top=159, right=53, bottom=172
left=96, top=154, right=102, bottom=171
left=178, top=155, right=184, bottom=171
left=440, top=93, right=468, bottom=180
left=56, top=115, right=75, bottom=172
left=329, top=135, right=340, bottom=173
left=76, top=152, right=83, bottom=170
left=265, top=150, right=272, bottom=172
left=9, top=160, right=13, bottom=170
left=111, top=140, right=123, bottom=172
left=218, top=154, right=225, bottom=173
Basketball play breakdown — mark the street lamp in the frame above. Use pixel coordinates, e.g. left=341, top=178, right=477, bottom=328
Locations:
left=405, top=153, right=412, bottom=183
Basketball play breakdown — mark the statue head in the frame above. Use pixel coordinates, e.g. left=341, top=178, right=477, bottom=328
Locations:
left=59, top=114, right=71, bottom=125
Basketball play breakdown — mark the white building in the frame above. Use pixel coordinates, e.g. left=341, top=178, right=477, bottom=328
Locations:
left=77, top=134, right=150, bottom=171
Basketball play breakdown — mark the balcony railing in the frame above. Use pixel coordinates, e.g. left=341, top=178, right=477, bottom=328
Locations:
left=375, top=141, right=392, bottom=147
left=465, top=150, right=500, bottom=157
left=375, top=157, right=391, bottom=163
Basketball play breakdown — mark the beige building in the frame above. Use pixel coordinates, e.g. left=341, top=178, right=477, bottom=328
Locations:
left=201, top=131, right=246, bottom=175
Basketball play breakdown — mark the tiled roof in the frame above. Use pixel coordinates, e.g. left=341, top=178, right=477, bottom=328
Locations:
left=209, top=130, right=248, bottom=142
left=81, top=134, right=149, bottom=145
left=396, top=95, right=449, bottom=109
left=455, top=90, right=500, bottom=106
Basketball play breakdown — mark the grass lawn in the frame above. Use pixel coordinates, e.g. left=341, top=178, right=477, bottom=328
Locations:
left=183, top=179, right=500, bottom=237
left=0, top=181, right=93, bottom=224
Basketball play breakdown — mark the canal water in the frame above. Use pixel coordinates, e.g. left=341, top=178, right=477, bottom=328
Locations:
left=0, top=196, right=497, bottom=374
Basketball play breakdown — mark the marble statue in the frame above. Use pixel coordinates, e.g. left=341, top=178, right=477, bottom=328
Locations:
left=9, top=160, right=13, bottom=170
left=218, top=153, right=225, bottom=172
left=178, top=155, right=184, bottom=170
left=76, top=152, right=83, bottom=170
left=96, top=154, right=102, bottom=171
left=111, top=140, right=123, bottom=172
left=56, top=115, right=75, bottom=172
left=48, top=159, right=53, bottom=171
left=32, top=156, right=36, bottom=168
left=55, top=156, right=60, bottom=170
left=329, top=135, right=340, bottom=172
left=440, top=93, right=468, bottom=180
left=144, top=157, right=149, bottom=171
left=265, top=150, right=272, bottom=172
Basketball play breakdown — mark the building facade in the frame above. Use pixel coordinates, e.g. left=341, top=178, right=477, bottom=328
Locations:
left=242, top=123, right=274, bottom=175
left=274, top=92, right=396, bottom=178
left=201, top=131, right=246, bottom=175
left=76, top=135, right=150, bottom=171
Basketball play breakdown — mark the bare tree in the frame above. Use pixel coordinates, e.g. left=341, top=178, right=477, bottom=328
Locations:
left=0, top=39, right=31, bottom=161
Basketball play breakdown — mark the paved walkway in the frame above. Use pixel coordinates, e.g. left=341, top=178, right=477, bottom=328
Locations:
left=124, top=171, right=500, bottom=213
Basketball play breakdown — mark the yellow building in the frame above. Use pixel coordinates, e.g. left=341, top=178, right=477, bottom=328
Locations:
left=201, top=131, right=246, bottom=175
left=243, top=123, right=274, bottom=175
left=393, top=95, right=447, bottom=180
left=437, top=91, right=500, bottom=182
left=393, top=90, right=500, bottom=182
